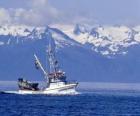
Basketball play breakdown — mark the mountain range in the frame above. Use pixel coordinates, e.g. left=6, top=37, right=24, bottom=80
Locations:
left=0, top=24, right=140, bottom=82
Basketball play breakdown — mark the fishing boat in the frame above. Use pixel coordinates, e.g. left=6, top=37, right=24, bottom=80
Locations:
left=17, top=38, right=78, bottom=95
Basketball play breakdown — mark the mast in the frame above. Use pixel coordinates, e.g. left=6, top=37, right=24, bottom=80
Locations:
left=47, top=37, right=60, bottom=74
left=47, top=37, right=66, bottom=83
left=34, top=34, right=66, bottom=84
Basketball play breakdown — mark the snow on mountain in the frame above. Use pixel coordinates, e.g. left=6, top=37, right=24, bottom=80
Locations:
left=0, top=24, right=140, bottom=57
left=0, top=25, right=80, bottom=49
left=58, top=24, right=140, bottom=56
left=73, top=24, right=88, bottom=35
left=0, top=25, right=33, bottom=36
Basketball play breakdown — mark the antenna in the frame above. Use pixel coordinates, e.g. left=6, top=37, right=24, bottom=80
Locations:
left=47, top=37, right=60, bottom=74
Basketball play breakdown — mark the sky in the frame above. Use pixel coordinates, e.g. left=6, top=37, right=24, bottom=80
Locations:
left=0, top=0, right=140, bottom=26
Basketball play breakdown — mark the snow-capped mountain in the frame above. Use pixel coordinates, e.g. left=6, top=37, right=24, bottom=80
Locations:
left=1, top=24, right=140, bottom=57
left=58, top=24, right=140, bottom=56
left=0, top=25, right=79, bottom=47
left=0, top=24, right=140, bottom=82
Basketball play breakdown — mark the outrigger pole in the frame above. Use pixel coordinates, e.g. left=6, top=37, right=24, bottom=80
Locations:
left=34, top=54, right=48, bottom=80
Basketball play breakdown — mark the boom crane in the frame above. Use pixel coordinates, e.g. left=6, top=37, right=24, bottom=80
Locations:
left=34, top=54, right=48, bottom=80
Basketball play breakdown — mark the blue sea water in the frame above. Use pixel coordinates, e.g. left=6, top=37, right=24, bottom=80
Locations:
left=1, top=91, right=140, bottom=116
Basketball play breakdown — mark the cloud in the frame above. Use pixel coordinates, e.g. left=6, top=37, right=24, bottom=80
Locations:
left=0, top=0, right=93, bottom=26
left=24, top=0, right=59, bottom=25
left=0, top=0, right=60, bottom=26
left=0, top=0, right=139, bottom=26
left=0, top=8, right=11, bottom=25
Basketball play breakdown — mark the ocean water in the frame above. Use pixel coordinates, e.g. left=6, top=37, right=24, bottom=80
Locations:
left=1, top=91, right=140, bottom=116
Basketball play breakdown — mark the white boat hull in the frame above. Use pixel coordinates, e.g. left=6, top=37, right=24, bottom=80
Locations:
left=17, top=83, right=78, bottom=95
left=43, top=83, right=78, bottom=94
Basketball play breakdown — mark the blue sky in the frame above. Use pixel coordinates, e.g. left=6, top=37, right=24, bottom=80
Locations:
left=0, top=0, right=139, bottom=26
